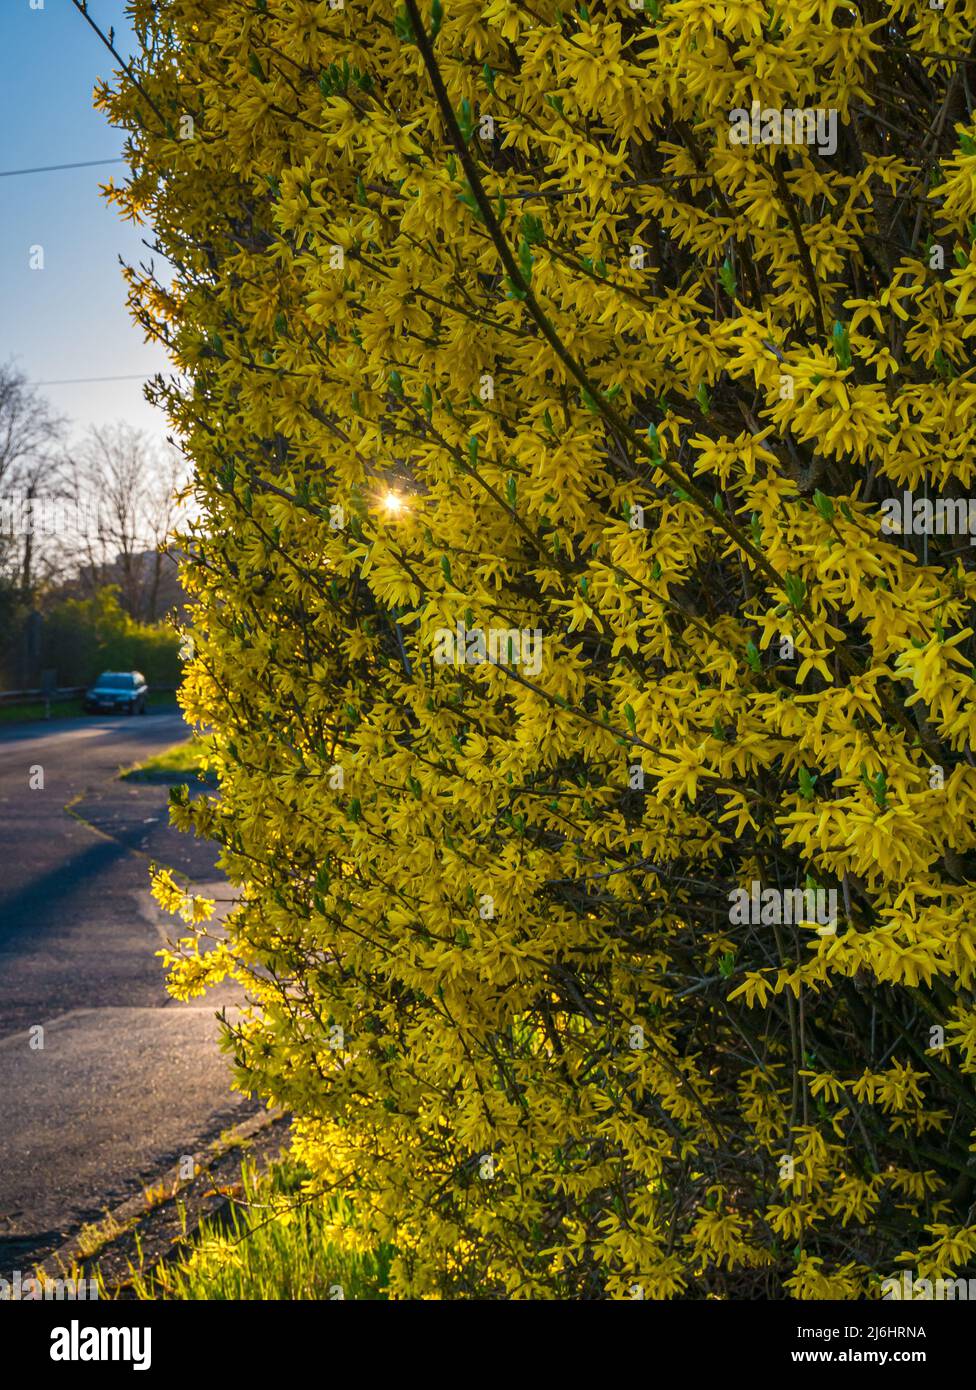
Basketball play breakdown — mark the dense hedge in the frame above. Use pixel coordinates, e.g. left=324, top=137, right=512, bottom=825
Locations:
left=106, top=0, right=976, bottom=1296
left=0, top=587, right=180, bottom=690
left=40, top=589, right=181, bottom=688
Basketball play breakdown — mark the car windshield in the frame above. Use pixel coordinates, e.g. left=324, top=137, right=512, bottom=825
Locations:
left=94, top=676, right=134, bottom=691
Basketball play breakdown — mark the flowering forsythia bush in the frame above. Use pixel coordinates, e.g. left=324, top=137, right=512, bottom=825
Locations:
left=101, top=0, right=976, bottom=1296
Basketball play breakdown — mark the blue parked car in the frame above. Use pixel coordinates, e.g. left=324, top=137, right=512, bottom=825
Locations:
left=84, top=671, right=149, bottom=715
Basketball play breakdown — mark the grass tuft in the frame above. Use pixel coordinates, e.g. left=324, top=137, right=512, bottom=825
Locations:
left=129, top=1159, right=390, bottom=1300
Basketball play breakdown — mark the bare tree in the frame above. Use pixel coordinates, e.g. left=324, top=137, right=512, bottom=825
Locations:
left=142, top=441, right=187, bottom=621
left=68, top=422, right=189, bottom=620
left=0, top=361, right=66, bottom=597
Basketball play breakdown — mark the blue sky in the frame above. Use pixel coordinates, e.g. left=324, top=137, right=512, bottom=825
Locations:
left=0, top=0, right=170, bottom=444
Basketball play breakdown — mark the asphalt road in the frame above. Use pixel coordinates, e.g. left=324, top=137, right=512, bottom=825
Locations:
left=0, top=711, right=253, bottom=1269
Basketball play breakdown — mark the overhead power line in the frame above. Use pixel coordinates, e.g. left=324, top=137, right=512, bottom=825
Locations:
left=0, top=157, right=127, bottom=178
left=32, top=374, right=157, bottom=386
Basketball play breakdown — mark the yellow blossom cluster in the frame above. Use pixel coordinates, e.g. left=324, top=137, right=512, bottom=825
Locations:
left=101, top=0, right=976, bottom=1297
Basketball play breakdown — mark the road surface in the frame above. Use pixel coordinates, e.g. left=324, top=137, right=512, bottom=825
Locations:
left=0, top=711, right=254, bottom=1270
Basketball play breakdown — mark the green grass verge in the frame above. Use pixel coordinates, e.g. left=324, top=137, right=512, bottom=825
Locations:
left=0, top=690, right=180, bottom=726
left=129, top=1159, right=390, bottom=1300
left=0, top=700, right=53, bottom=725
left=121, top=733, right=213, bottom=781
